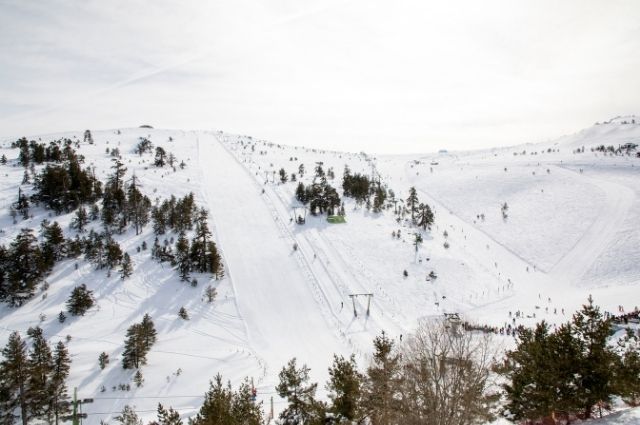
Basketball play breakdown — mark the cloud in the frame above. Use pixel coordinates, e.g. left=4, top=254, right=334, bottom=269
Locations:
left=1, top=0, right=638, bottom=153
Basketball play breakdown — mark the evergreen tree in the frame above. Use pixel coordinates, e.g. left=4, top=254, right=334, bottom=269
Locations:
left=571, top=296, right=617, bottom=418
left=41, top=221, right=65, bottom=271
left=15, top=188, right=29, bottom=220
left=122, top=315, right=156, bottom=369
left=155, top=403, right=182, bottom=425
left=98, top=352, right=109, bottom=370
left=126, top=176, right=151, bottom=235
left=616, top=329, right=640, bottom=406
left=326, top=354, right=363, bottom=422
left=48, top=342, right=70, bottom=425
left=57, top=312, right=66, bottom=324
left=120, top=253, right=133, bottom=280
left=190, top=374, right=263, bottom=425
left=190, top=209, right=212, bottom=273
left=134, top=370, right=144, bottom=387
left=416, top=203, right=434, bottom=230
left=205, top=287, right=217, bottom=303
left=295, top=182, right=308, bottom=205
left=104, top=238, right=123, bottom=269
left=26, top=327, right=53, bottom=421
left=0, top=332, right=29, bottom=425
left=140, top=314, right=157, bottom=353
left=0, top=154, right=7, bottom=165
left=154, top=147, right=167, bottom=167
left=115, top=405, right=142, bottom=425
left=279, top=168, right=288, bottom=183
left=175, top=232, right=190, bottom=281
left=66, top=284, right=95, bottom=316
left=3, top=229, right=44, bottom=306
left=178, top=307, right=189, bottom=320
left=71, top=206, right=89, bottom=232
left=362, top=332, right=402, bottom=425
left=122, top=324, right=145, bottom=369
left=406, top=187, right=419, bottom=222
left=276, top=358, right=324, bottom=425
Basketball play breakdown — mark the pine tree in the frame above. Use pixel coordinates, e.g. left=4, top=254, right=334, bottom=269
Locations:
left=295, top=182, right=308, bottom=205
left=279, top=168, right=288, bottom=183
left=122, top=324, right=145, bottom=369
left=57, top=312, right=66, bottom=324
left=41, top=221, right=66, bottom=271
left=205, top=286, right=217, bottom=303
left=326, top=354, right=363, bottom=422
left=26, top=327, right=53, bottom=421
left=122, top=315, right=156, bottom=369
left=115, top=405, right=142, bottom=425
left=178, top=307, right=189, bottom=320
left=120, top=253, right=133, bottom=280
left=98, top=352, right=109, bottom=370
left=616, top=329, right=640, bottom=406
left=71, top=206, right=89, bottom=232
left=571, top=296, right=617, bottom=418
left=416, top=203, right=434, bottom=230
left=140, top=314, right=157, bottom=353
left=134, top=370, right=144, bottom=387
left=175, top=232, right=190, bottom=281
left=276, top=358, right=325, bottom=424
left=190, top=375, right=262, bottom=425
left=0, top=332, right=30, bottom=425
left=66, top=284, right=95, bottom=316
left=0, top=154, right=7, bottom=165
left=155, top=403, right=182, bottom=425
left=4, top=229, right=45, bottom=306
left=154, top=147, right=167, bottom=167
left=48, top=342, right=70, bottom=425
left=362, top=332, right=402, bottom=425
left=406, top=187, right=419, bottom=222
left=104, top=238, right=123, bottom=269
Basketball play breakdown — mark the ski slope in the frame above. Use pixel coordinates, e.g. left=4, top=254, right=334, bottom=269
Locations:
left=0, top=118, right=639, bottom=424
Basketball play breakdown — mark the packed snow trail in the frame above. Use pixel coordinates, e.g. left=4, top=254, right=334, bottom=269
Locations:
left=197, top=132, right=348, bottom=387
left=549, top=164, right=635, bottom=285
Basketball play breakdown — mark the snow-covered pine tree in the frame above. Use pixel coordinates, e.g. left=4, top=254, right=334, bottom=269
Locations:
left=66, top=284, right=95, bottom=316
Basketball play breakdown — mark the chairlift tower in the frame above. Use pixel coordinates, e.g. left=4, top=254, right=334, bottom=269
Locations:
left=348, top=293, right=373, bottom=317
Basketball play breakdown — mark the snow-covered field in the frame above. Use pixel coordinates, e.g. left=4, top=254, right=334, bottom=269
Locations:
left=1, top=117, right=639, bottom=423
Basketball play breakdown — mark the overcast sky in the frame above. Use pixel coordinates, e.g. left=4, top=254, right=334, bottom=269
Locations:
left=1, top=0, right=639, bottom=153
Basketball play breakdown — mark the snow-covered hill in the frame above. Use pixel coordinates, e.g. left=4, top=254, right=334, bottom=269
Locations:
left=0, top=120, right=639, bottom=423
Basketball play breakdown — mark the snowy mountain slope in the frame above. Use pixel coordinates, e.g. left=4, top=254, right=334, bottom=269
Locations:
left=0, top=120, right=639, bottom=423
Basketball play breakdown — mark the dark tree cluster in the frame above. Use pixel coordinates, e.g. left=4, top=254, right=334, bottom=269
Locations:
left=342, top=166, right=388, bottom=212
left=12, top=137, right=81, bottom=168
left=294, top=181, right=341, bottom=216
left=101, top=159, right=152, bottom=234
left=122, top=314, right=157, bottom=369
left=0, top=328, right=71, bottom=425
left=152, top=208, right=223, bottom=281
left=151, top=193, right=197, bottom=235
left=135, top=137, right=153, bottom=156
left=189, top=375, right=262, bottom=425
left=0, top=229, right=47, bottom=306
left=405, top=187, right=434, bottom=230
left=32, top=157, right=102, bottom=213
left=498, top=297, right=640, bottom=422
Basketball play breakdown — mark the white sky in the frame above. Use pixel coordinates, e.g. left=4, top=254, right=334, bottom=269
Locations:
left=1, top=0, right=639, bottom=153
